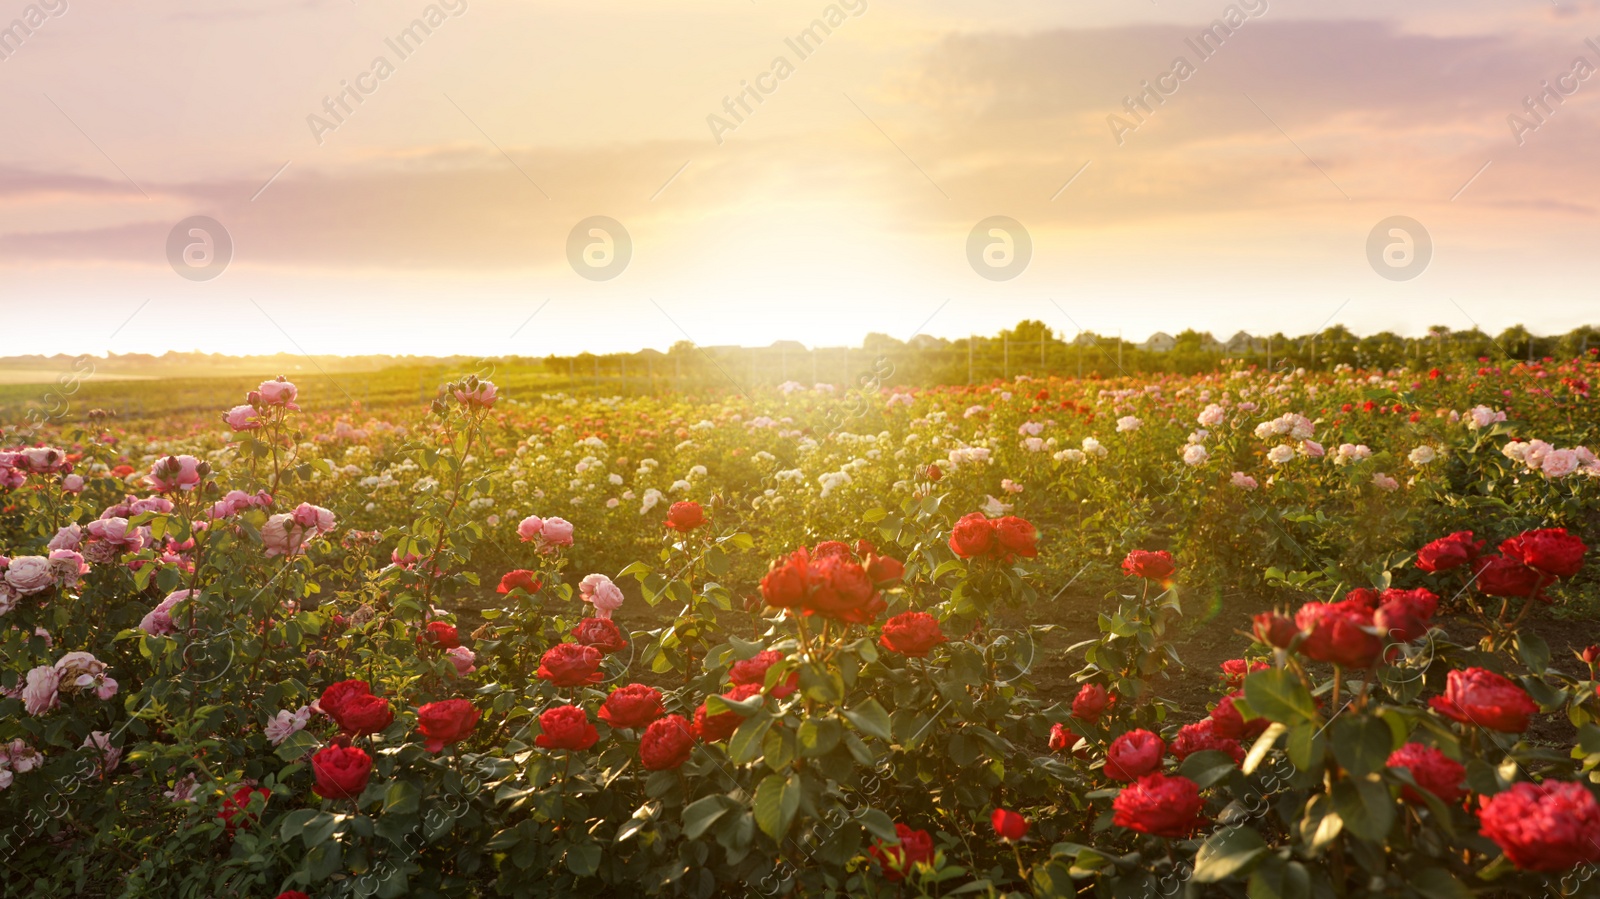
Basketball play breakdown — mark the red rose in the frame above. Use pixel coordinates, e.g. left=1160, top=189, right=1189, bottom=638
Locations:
left=663, top=501, right=706, bottom=532
left=1501, top=527, right=1587, bottom=579
left=1473, top=554, right=1545, bottom=599
left=1071, top=683, right=1108, bottom=723
left=1171, top=718, right=1244, bottom=764
left=218, top=785, right=269, bottom=833
left=990, top=808, right=1029, bottom=841
left=318, top=679, right=372, bottom=719
left=639, top=714, right=695, bottom=770
left=864, top=554, right=905, bottom=586
left=1220, top=659, right=1268, bottom=690
left=855, top=539, right=876, bottom=557
left=728, top=650, right=797, bottom=699
left=571, top=617, right=629, bottom=654
left=599, top=684, right=665, bottom=729
left=421, top=621, right=460, bottom=650
left=1252, top=612, right=1297, bottom=649
left=1386, top=743, right=1465, bottom=805
left=804, top=555, right=884, bottom=624
left=948, top=513, right=997, bottom=559
left=1429, top=667, right=1538, bottom=733
left=879, top=612, right=947, bottom=658
left=694, top=683, right=763, bottom=743
left=869, top=823, right=936, bottom=882
left=812, top=540, right=854, bottom=559
left=1048, top=722, right=1072, bottom=753
left=926, top=464, right=942, bottom=482
left=416, top=699, right=480, bottom=752
left=1209, top=691, right=1267, bottom=741
left=535, top=705, right=599, bottom=751
left=334, top=693, right=394, bottom=736
left=1478, top=781, right=1600, bottom=872
left=1374, top=587, right=1438, bottom=644
left=759, top=550, right=810, bottom=609
left=1121, top=550, right=1175, bottom=581
left=1112, top=773, right=1206, bottom=838
left=1294, top=598, right=1382, bottom=668
left=497, top=569, right=541, bottom=594
left=1416, top=531, right=1484, bottom=573
left=276, top=893, right=311, bottom=899
left=536, top=643, right=605, bottom=687
left=993, top=516, right=1039, bottom=559
left=312, top=744, right=372, bottom=800
left=1105, top=729, right=1164, bottom=781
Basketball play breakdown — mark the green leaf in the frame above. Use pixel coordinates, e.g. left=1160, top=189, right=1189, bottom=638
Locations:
left=728, top=715, right=775, bottom=766
left=1330, top=774, right=1394, bottom=842
left=797, top=718, right=843, bottom=758
left=1179, top=750, right=1238, bottom=789
left=753, top=773, right=800, bottom=840
left=1411, top=867, right=1473, bottom=899
left=1192, top=826, right=1269, bottom=883
left=1330, top=716, right=1395, bottom=777
left=1244, top=669, right=1317, bottom=725
left=1242, top=722, right=1286, bottom=775
left=1516, top=632, right=1550, bottom=674
left=565, top=842, right=601, bottom=876
left=274, top=728, right=320, bottom=762
left=383, top=780, right=421, bottom=817
left=682, top=795, right=732, bottom=840
left=842, top=698, right=893, bottom=742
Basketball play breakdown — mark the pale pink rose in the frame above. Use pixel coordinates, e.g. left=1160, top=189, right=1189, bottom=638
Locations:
left=1197, top=404, right=1226, bottom=427
left=1300, top=440, right=1325, bottom=458
left=209, top=489, right=272, bottom=519
left=6, top=740, right=42, bottom=773
left=1182, top=444, right=1209, bottom=466
left=516, top=515, right=545, bottom=542
left=140, top=590, right=192, bottom=636
left=258, top=376, right=299, bottom=408
left=262, top=505, right=334, bottom=557
left=147, top=455, right=203, bottom=492
left=47, top=550, right=86, bottom=586
left=1001, top=478, right=1024, bottom=494
left=4, top=556, right=55, bottom=595
left=164, top=773, right=198, bottom=803
left=21, top=665, right=59, bottom=716
left=47, top=525, right=82, bottom=553
left=1116, top=416, right=1142, bottom=433
left=61, top=474, right=85, bottom=494
left=55, top=652, right=112, bottom=699
left=1522, top=439, right=1554, bottom=470
left=18, top=447, right=66, bottom=474
left=0, top=585, right=17, bottom=617
left=1018, top=421, right=1045, bottom=437
left=1231, top=471, right=1258, bottom=490
left=1540, top=449, right=1580, bottom=478
left=224, top=404, right=261, bottom=431
left=1466, top=405, right=1506, bottom=430
left=0, top=467, right=24, bottom=489
left=82, top=731, right=121, bottom=773
left=580, top=573, right=625, bottom=620
left=100, top=495, right=174, bottom=519
left=453, top=380, right=498, bottom=409
left=1266, top=445, right=1295, bottom=466
left=84, top=517, right=146, bottom=563
left=264, top=706, right=311, bottom=746
left=1372, top=472, right=1399, bottom=492
left=290, top=502, right=336, bottom=532
left=540, top=517, right=574, bottom=548
left=445, top=646, right=477, bottom=676
left=1022, top=437, right=1046, bottom=453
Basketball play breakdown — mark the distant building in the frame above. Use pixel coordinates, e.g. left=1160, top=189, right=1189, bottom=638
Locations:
left=1200, top=332, right=1226, bottom=353
left=1226, top=331, right=1267, bottom=354
left=1143, top=332, right=1176, bottom=352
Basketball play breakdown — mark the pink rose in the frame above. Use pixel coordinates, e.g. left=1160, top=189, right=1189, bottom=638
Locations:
left=1300, top=440, right=1325, bottom=458
left=61, top=474, right=84, bottom=493
left=257, top=377, right=299, bottom=408
left=516, top=515, right=545, bottom=542
left=21, top=665, right=59, bottom=716
left=453, top=380, right=498, bottom=409
left=140, top=590, right=193, bottom=636
left=147, top=455, right=203, bottom=492
left=579, top=573, right=625, bottom=619
left=4, top=556, right=55, bottom=595
left=47, top=524, right=82, bottom=552
left=540, top=517, right=574, bottom=547
left=445, top=646, right=477, bottom=676
left=224, top=404, right=261, bottom=431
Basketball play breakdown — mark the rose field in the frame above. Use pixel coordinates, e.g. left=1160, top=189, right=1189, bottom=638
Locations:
left=3, top=355, right=1600, bottom=899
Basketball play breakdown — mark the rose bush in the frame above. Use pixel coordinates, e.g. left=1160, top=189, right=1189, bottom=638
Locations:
left=0, top=359, right=1597, bottom=898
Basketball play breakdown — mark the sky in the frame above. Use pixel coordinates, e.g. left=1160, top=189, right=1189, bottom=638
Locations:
left=3, top=0, right=1600, bottom=358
